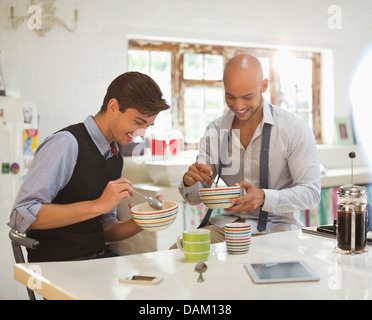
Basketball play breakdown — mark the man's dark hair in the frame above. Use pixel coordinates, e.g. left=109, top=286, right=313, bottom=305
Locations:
left=100, top=71, right=170, bottom=115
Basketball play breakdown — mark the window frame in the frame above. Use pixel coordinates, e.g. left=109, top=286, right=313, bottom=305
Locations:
left=128, top=39, right=322, bottom=146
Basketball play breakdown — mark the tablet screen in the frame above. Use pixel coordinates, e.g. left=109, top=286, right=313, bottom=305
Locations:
left=244, top=260, right=320, bottom=284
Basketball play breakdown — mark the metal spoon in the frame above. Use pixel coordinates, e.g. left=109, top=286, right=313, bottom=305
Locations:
left=195, top=262, right=208, bottom=282
left=210, top=173, right=220, bottom=188
left=134, top=190, right=163, bottom=210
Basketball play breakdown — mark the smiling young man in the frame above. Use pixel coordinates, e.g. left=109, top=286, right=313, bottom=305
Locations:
left=9, top=72, right=170, bottom=262
left=178, top=54, right=320, bottom=243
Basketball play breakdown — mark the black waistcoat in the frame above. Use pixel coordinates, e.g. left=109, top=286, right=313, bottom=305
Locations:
left=27, top=123, right=123, bottom=262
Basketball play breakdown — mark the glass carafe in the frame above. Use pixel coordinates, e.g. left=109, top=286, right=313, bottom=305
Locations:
left=336, top=185, right=368, bottom=254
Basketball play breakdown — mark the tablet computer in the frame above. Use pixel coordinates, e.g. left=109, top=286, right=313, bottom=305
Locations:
left=244, top=260, right=320, bottom=284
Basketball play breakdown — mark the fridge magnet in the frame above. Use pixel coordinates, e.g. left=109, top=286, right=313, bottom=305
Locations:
left=1, top=163, right=10, bottom=174
left=10, top=162, right=20, bottom=174
left=334, top=118, right=355, bottom=145
left=24, top=129, right=38, bottom=156
left=23, top=107, right=33, bottom=124
left=0, top=108, right=4, bottom=118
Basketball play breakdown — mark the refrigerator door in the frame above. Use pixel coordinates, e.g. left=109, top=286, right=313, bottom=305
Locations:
left=0, top=99, right=24, bottom=202
left=0, top=96, right=38, bottom=299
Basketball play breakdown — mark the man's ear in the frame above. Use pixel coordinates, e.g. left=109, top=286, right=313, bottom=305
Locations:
left=261, top=78, right=269, bottom=93
left=107, top=98, right=119, bottom=113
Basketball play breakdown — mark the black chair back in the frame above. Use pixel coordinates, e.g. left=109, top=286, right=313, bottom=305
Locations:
left=9, top=229, right=40, bottom=300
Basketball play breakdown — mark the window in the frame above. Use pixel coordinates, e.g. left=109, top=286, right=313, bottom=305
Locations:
left=128, top=40, right=321, bottom=147
left=128, top=49, right=172, bottom=131
left=272, top=50, right=317, bottom=133
left=182, top=53, right=224, bottom=143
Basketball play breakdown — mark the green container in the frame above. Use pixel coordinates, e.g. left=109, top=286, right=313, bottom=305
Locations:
left=177, top=229, right=210, bottom=261
left=183, top=229, right=210, bottom=242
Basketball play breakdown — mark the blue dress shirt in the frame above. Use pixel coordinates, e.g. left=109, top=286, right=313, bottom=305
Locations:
left=8, top=116, right=122, bottom=233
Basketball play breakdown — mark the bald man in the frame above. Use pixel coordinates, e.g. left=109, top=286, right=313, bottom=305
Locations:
left=178, top=54, right=321, bottom=242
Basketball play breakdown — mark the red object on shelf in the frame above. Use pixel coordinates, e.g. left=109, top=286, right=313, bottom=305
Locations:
left=151, top=139, right=166, bottom=155
left=169, top=139, right=180, bottom=155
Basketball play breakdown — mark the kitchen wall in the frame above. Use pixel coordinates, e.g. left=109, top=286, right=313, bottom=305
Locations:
left=1, top=0, right=372, bottom=144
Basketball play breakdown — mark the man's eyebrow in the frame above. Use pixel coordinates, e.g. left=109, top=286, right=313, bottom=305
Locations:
left=225, top=92, right=254, bottom=98
left=136, top=116, right=155, bottom=127
left=135, top=117, right=147, bottom=124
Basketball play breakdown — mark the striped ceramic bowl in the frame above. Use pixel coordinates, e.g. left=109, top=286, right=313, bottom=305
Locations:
left=198, top=186, right=241, bottom=209
left=131, top=201, right=178, bottom=231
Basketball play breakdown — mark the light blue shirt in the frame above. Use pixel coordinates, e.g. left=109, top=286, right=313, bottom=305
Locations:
left=8, top=116, right=122, bottom=233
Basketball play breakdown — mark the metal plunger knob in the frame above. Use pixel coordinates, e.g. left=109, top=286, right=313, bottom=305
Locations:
left=349, top=151, right=356, bottom=186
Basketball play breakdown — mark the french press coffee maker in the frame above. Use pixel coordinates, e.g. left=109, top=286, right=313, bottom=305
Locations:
left=336, top=152, right=368, bottom=254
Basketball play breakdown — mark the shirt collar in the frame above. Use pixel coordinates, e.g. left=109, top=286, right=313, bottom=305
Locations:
left=262, top=98, right=274, bottom=126
left=83, top=116, right=118, bottom=158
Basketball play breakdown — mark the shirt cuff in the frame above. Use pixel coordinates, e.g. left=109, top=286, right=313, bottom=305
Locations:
left=178, top=181, right=202, bottom=205
left=261, top=189, right=279, bottom=212
left=9, top=203, right=43, bottom=234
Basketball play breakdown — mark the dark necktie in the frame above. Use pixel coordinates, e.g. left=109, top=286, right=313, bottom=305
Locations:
left=256, top=120, right=272, bottom=232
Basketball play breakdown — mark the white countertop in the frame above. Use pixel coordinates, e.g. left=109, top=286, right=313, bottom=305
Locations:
left=14, top=230, right=372, bottom=300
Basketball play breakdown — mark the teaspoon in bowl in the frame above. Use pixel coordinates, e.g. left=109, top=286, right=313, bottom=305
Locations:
left=133, top=190, right=163, bottom=210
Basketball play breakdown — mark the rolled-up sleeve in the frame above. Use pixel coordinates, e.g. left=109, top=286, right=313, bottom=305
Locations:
left=8, top=132, right=78, bottom=233
left=178, top=182, right=204, bottom=205
left=8, top=202, right=42, bottom=234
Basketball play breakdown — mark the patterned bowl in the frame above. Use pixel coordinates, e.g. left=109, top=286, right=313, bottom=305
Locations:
left=198, top=186, right=241, bottom=209
left=131, top=201, right=178, bottom=231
